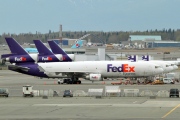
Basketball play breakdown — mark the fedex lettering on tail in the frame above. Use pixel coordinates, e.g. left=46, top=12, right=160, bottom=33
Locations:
left=42, top=57, right=53, bottom=61
left=107, top=64, right=135, bottom=72
left=15, top=57, right=27, bottom=61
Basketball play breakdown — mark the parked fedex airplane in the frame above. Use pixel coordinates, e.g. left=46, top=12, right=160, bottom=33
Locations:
left=127, top=55, right=178, bottom=73
left=2, top=37, right=164, bottom=84
left=1, top=37, right=74, bottom=64
left=3, top=43, right=163, bottom=83
left=37, top=61, right=163, bottom=83
left=24, top=39, right=84, bottom=53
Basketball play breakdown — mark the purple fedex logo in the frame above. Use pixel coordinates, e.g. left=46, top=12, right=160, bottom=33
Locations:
left=107, top=64, right=135, bottom=72
left=142, top=55, right=150, bottom=61
left=127, top=55, right=137, bottom=62
left=15, top=57, right=27, bottom=61
left=42, top=57, right=53, bottom=61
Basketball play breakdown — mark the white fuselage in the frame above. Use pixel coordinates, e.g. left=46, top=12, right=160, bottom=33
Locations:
left=149, top=61, right=174, bottom=73
left=38, top=61, right=163, bottom=78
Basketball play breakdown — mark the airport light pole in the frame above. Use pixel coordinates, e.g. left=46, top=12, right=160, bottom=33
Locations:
left=121, top=52, right=122, bottom=60
left=163, top=52, right=165, bottom=60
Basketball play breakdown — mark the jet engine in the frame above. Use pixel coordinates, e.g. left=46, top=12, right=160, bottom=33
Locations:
left=4, top=54, right=37, bottom=63
left=86, top=74, right=102, bottom=81
left=67, top=54, right=75, bottom=61
left=54, top=54, right=63, bottom=61
left=55, top=54, right=75, bottom=61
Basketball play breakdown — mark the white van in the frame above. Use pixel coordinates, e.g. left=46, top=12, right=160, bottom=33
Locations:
left=163, top=78, right=174, bottom=84
left=22, top=85, right=34, bottom=97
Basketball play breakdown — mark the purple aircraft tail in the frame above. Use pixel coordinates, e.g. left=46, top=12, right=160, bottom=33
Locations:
left=1, top=37, right=35, bottom=63
left=127, top=55, right=138, bottom=62
left=33, top=40, right=60, bottom=62
left=48, top=40, right=72, bottom=61
left=142, top=55, right=151, bottom=61
left=5, top=37, right=28, bottom=55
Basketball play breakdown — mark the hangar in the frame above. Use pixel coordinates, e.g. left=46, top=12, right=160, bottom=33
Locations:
left=129, top=35, right=162, bottom=41
left=146, top=41, right=180, bottom=48
left=128, top=35, right=180, bottom=48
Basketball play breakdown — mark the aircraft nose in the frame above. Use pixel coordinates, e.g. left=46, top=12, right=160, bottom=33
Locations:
left=157, top=68, right=164, bottom=74
left=166, top=67, right=173, bottom=73
left=174, top=65, right=178, bottom=70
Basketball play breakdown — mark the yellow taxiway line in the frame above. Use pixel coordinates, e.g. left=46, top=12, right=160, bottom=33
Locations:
left=162, top=103, right=180, bottom=118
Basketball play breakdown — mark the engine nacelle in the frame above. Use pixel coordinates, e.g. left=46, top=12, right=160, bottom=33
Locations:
left=6, top=55, right=35, bottom=63
left=86, top=74, right=102, bottom=81
left=55, top=54, right=75, bottom=61
left=29, top=54, right=38, bottom=62
left=67, top=54, right=75, bottom=61
left=38, top=55, right=61, bottom=62
left=54, top=54, right=63, bottom=61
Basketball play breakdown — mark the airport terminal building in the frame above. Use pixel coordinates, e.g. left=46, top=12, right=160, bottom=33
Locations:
left=129, top=35, right=180, bottom=48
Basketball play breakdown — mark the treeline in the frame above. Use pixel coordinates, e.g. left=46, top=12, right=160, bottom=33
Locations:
left=0, top=29, right=180, bottom=44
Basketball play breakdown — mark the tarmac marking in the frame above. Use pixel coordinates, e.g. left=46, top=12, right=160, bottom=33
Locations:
left=162, top=103, right=180, bottom=118
left=34, top=104, right=114, bottom=107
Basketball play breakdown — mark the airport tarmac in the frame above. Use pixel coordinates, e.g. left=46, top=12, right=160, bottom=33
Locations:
left=0, top=97, right=180, bottom=120
left=0, top=70, right=180, bottom=97
left=0, top=70, right=180, bottom=119
left=0, top=45, right=180, bottom=119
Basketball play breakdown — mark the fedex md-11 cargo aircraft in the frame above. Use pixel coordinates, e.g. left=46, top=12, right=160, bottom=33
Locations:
left=2, top=37, right=163, bottom=84
left=38, top=61, right=163, bottom=83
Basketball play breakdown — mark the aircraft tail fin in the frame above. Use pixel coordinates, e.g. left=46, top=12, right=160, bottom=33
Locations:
left=5, top=37, right=28, bottom=55
left=142, top=55, right=151, bottom=61
left=33, top=40, right=54, bottom=55
left=71, top=40, right=83, bottom=48
left=48, top=40, right=66, bottom=55
left=127, top=55, right=138, bottom=62
left=1, top=53, right=17, bottom=59
left=48, top=40, right=73, bottom=61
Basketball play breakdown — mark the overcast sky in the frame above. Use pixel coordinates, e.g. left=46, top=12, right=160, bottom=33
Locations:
left=0, top=0, right=180, bottom=34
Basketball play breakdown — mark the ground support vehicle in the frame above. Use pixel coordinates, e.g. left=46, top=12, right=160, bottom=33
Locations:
left=0, top=88, right=9, bottom=97
left=22, top=85, right=34, bottom=97
left=58, top=78, right=81, bottom=84
left=163, top=78, right=174, bottom=84
left=169, top=88, right=179, bottom=98
left=151, top=80, right=164, bottom=85
left=111, top=81, right=123, bottom=85
left=63, top=90, right=73, bottom=97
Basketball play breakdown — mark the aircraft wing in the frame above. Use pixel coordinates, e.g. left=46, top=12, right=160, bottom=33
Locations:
left=8, top=65, right=30, bottom=72
left=38, top=66, right=89, bottom=77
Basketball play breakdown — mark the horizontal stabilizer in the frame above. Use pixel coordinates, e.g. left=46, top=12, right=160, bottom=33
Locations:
left=1, top=54, right=17, bottom=58
left=8, top=65, right=29, bottom=72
